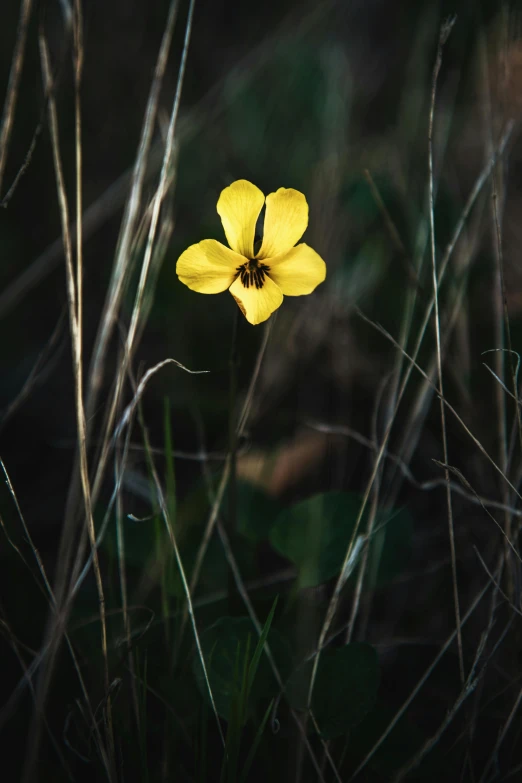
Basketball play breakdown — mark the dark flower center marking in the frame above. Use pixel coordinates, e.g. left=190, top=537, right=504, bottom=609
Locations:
left=236, top=259, right=271, bottom=290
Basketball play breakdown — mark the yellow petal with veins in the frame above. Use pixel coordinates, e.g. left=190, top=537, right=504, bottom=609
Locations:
left=257, top=187, right=308, bottom=259
left=217, top=180, right=265, bottom=258
left=267, top=243, right=326, bottom=295
left=176, top=239, right=244, bottom=293
left=229, top=274, right=283, bottom=325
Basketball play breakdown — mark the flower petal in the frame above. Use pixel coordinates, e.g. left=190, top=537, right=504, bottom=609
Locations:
left=267, top=243, right=326, bottom=295
left=257, top=187, right=308, bottom=259
left=176, top=239, right=244, bottom=293
left=217, top=180, right=265, bottom=257
left=229, top=274, right=283, bottom=325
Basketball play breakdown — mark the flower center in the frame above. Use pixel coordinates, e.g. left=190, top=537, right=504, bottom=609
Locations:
left=236, top=259, right=270, bottom=290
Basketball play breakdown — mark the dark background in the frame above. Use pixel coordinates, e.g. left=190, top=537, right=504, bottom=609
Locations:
left=0, top=0, right=510, bottom=536
left=2, top=0, right=522, bottom=780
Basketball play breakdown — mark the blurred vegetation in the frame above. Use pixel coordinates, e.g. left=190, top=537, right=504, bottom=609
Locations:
left=2, top=0, right=522, bottom=781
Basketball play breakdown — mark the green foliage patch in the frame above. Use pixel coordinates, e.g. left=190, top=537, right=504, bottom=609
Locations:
left=286, top=642, right=380, bottom=738
left=269, top=490, right=412, bottom=588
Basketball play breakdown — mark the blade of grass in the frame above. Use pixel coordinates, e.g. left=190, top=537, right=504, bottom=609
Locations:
left=89, top=0, right=195, bottom=525
left=355, top=305, right=522, bottom=504
left=306, top=120, right=513, bottom=718
left=85, top=0, right=181, bottom=420
left=392, top=614, right=513, bottom=783
left=349, top=577, right=494, bottom=780
left=164, top=397, right=177, bottom=530
left=246, top=597, right=278, bottom=704
left=0, top=0, right=35, bottom=194
left=223, top=638, right=251, bottom=783
left=55, top=0, right=183, bottom=616
left=192, top=412, right=336, bottom=781
left=238, top=699, right=274, bottom=783
left=120, top=363, right=225, bottom=751
left=25, top=19, right=115, bottom=783
left=427, top=16, right=463, bottom=683
left=0, top=459, right=111, bottom=778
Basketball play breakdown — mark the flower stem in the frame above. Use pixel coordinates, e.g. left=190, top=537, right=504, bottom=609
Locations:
left=228, top=307, right=240, bottom=530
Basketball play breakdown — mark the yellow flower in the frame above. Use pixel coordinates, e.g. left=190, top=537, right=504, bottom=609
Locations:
left=176, top=180, right=326, bottom=325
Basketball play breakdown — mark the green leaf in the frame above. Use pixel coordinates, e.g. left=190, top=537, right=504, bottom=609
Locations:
left=270, top=492, right=359, bottom=588
left=269, top=491, right=412, bottom=588
left=193, top=616, right=291, bottom=721
left=234, top=481, right=283, bottom=542
left=286, top=643, right=379, bottom=739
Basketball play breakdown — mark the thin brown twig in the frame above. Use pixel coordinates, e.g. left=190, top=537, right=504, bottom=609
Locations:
left=434, top=460, right=521, bottom=562
left=55, top=0, right=184, bottom=604
left=355, top=305, right=522, bottom=505
left=306, top=118, right=514, bottom=718
left=68, top=358, right=208, bottom=603
left=381, top=215, right=481, bottom=516
left=306, top=420, right=522, bottom=517
left=349, top=578, right=494, bottom=780
left=24, top=25, right=114, bottom=783
left=473, top=547, right=522, bottom=618
left=85, top=0, right=182, bottom=424
left=0, top=459, right=109, bottom=775
left=0, top=609, right=73, bottom=776
left=34, top=15, right=191, bottom=740
left=381, top=121, right=512, bottom=518
left=479, top=657, right=522, bottom=780
left=0, top=0, right=35, bottom=195
left=0, top=9, right=74, bottom=209
left=393, top=612, right=514, bottom=783
left=89, top=0, right=191, bottom=524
